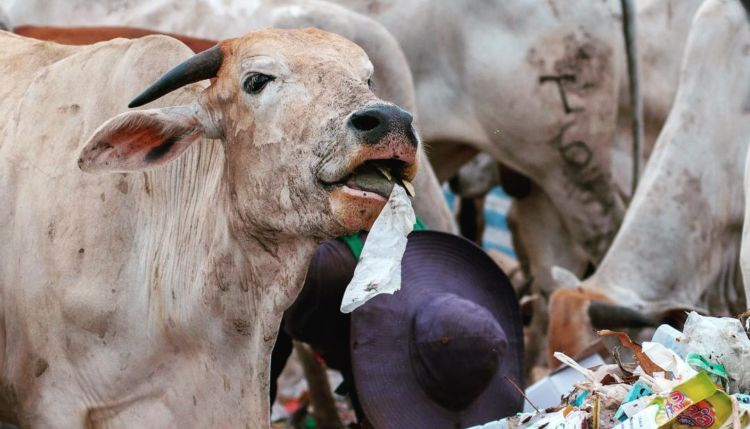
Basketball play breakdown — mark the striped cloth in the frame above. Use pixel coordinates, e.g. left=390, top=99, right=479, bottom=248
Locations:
left=442, top=185, right=516, bottom=259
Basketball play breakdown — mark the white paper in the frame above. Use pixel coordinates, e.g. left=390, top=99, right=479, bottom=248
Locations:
left=561, top=411, right=588, bottom=429
left=528, top=411, right=565, bottom=429
left=340, top=185, right=415, bottom=313
left=619, top=395, right=657, bottom=419
left=553, top=352, right=598, bottom=381
left=612, top=404, right=660, bottom=429
left=641, top=341, right=697, bottom=382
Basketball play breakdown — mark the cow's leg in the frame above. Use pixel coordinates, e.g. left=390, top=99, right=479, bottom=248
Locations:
left=411, top=149, right=458, bottom=233
left=456, top=195, right=485, bottom=244
left=508, top=184, right=588, bottom=378
left=16, top=381, right=89, bottom=428
left=15, top=365, right=171, bottom=429
left=294, top=342, right=343, bottom=429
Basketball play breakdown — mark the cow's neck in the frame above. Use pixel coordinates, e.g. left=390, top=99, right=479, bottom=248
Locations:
left=202, top=197, right=318, bottom=426
left=137, top=140, right=318, bottom=422
left=201, top=223, right=317, bottom=424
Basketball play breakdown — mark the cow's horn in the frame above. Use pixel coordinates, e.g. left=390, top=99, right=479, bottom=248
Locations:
left=128, top=45, right=223, bottom=108
left=588, top=301, right=654, bottom=329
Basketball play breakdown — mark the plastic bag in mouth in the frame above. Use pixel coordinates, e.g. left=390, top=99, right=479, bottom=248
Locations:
left=340, top=185, right=415, bottom=313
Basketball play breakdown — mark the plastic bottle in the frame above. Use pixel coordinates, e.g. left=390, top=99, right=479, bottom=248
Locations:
left=650, top=324, right=689, bottom=359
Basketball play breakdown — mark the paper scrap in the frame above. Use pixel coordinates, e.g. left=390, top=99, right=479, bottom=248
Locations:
left=641, top=341, right=697, bottom=382
left=553, top=352, right=597, bottom=382
left=612, top=404, right=660, bottom=429
left=340, top=185, right=415, bottom=313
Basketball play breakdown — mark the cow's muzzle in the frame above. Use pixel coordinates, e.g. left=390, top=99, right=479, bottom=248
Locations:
left=348, top=104, right=417, bottom=147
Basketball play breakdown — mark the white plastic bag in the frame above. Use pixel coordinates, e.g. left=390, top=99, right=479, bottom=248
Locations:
left=682, top=312, right=750, bottom=393
left=340, top=185, right=415, bottom=313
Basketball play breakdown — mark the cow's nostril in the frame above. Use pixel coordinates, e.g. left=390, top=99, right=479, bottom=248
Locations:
left=350, top=113, right=381, bottom=132
left=349, top=104, right=415, bottom=146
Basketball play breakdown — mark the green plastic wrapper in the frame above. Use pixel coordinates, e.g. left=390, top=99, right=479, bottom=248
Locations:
left=686, top=353, right=729, bottom=391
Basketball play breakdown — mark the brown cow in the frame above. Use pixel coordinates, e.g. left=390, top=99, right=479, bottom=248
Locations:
left=13, top=25, right=216, bottom=53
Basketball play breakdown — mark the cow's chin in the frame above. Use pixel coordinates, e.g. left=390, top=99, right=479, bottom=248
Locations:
left=328, top=186, right=388, bottom=232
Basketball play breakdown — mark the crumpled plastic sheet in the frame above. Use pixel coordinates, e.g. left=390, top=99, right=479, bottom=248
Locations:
left=682, top=311, right=750, bottom=393
left=340, top=185, right=415, bottom=313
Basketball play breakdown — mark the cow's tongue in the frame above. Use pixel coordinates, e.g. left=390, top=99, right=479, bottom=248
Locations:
left=347, top=164, right=395, bottom=198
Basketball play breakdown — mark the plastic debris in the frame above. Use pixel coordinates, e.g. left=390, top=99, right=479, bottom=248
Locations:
left=640, top=341, right=697, bottom=382
left=614, top=381, right=654, bottom=422
left=682, top=312, right=750, bottom=393
left=599, top=330, right=663, bottom=376
left=339, top=185, right=415, bottom=313
left=523, top=354, right=606, bottom=412
left=686, top=353, right=729, bottom=391
left=652, top=324, right=690, bottom=359
left=471, top=312, right=750, bottom=429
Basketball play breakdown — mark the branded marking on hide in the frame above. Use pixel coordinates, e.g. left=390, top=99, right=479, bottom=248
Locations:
left=540, top=74, right=584, bottom=114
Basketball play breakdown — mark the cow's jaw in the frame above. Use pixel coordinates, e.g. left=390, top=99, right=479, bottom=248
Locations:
left=323, top=143, right=417, bottom=231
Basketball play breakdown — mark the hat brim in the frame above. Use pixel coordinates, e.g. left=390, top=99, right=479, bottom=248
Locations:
left=350, top=231, right=524, bottom=429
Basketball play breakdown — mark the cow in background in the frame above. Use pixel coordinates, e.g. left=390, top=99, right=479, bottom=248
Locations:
left=12, top=25, right=215, bottom=52
left=325, top=0, right=641, bottom=267
left=425, top=0, right=709, bottom=374
left=548, top=0, right=750, bottom=366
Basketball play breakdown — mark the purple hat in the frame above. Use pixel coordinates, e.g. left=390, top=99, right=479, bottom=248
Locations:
left=350, top=231, right=524, bottom=429
left=282, top=231, right=524, bottom=427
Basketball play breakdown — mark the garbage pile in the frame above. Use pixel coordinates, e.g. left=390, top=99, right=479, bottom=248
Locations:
left=472, top=312, right=750, bottom=429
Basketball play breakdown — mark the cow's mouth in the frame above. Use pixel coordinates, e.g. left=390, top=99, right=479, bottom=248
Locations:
left=324, top=158, right=411, bottom=199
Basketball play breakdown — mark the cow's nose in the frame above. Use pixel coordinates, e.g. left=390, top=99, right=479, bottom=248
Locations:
left=348, top=104, right=415, bottom=146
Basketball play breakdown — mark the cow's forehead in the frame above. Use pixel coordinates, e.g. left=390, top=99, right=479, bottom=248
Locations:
left=225, top=28, right=372, bottom=77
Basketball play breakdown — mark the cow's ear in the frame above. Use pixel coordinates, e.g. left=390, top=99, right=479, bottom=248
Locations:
left=550, top=265, right=581, bottom=288
left=78, top=105, right=209, bottom=173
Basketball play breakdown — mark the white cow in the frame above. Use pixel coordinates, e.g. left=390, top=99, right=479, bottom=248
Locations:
left=329, top=0, right=638, bottom=264
left=548, top=0, right=750, bottom=366
left=0, top=28, right=420, bottom=427
left=1, top=0, right=456, bottom=234
left=612, top=0, right=706, bottom=191
left=436, top=0, right=711, bottom=372
left=319, top=3, right=692, bottom=338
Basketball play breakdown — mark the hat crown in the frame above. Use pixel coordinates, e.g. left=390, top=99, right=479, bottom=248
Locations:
left=409, top=294, right=508, bottom=411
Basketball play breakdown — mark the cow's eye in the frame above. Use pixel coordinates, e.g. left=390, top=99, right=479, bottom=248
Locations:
left=367, top=78, right=374, bottom=89
left=243, top=73, right=275, bottom=94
